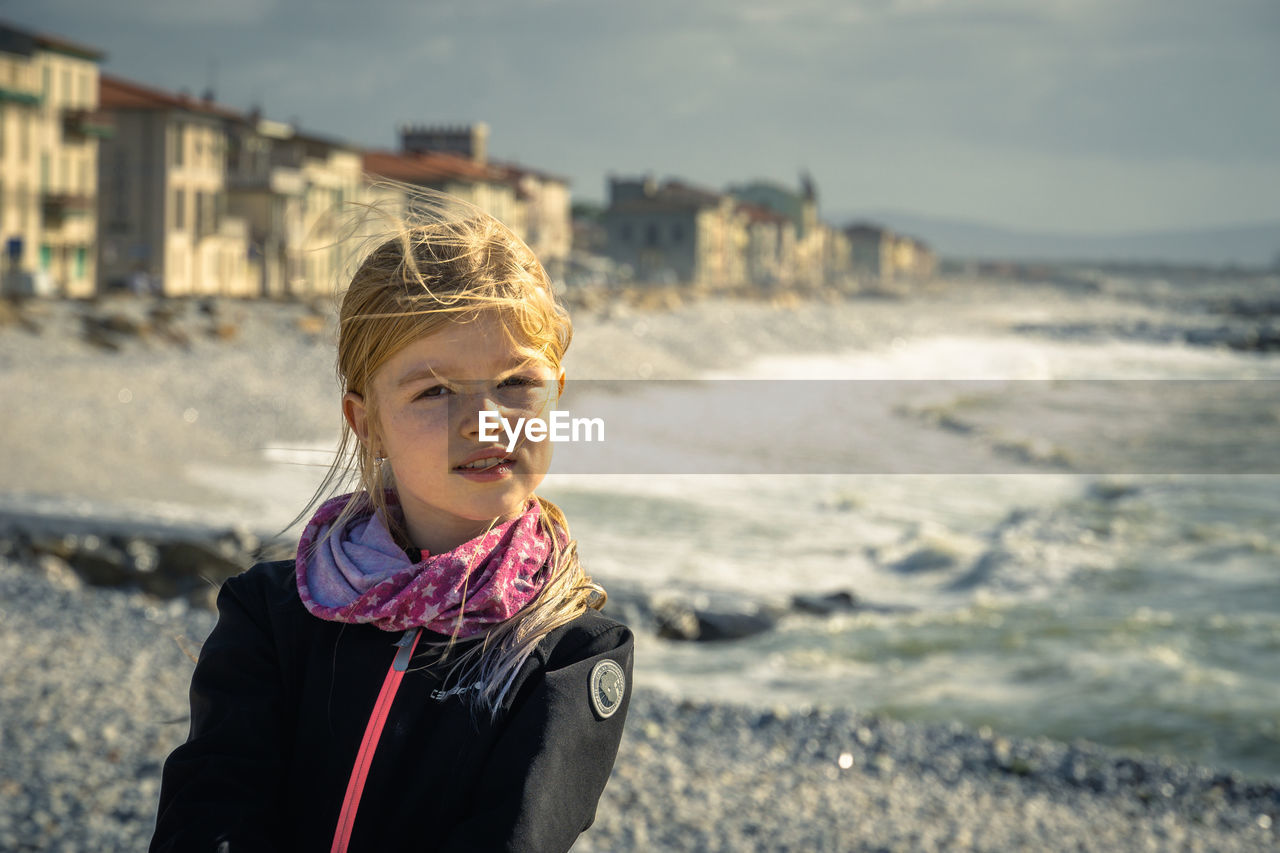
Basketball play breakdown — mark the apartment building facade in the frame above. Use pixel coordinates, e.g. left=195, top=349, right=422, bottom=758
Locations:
left=98, top=75, right=252, bottom=296
left=845, top=223, right=937, bottom=282
left=373, top=124, right=572, bottom=278
left=0, top=23, right=106, bottom=297
left=225, top=115, right=363, bottom=297
left=100, top=74, right=366, bottom=297
left=728, top=177, right=828, bottom=288
left=603, top=177, right=755, bottom=288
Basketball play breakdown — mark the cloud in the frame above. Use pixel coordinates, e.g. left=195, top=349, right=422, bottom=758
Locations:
left=19, top=0, right=1280, bottom=229
left=38, top=0, right=281, bottom=27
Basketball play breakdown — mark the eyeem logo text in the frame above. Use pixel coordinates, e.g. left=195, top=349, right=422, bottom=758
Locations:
left=478, top=411, right=606, bottom=452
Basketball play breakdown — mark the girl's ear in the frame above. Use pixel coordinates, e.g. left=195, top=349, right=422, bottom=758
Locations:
left=343, top=391, right=372, bottom=448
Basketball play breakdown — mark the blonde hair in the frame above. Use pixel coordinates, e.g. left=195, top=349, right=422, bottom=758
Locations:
left=306, top=185, right=606, bottom=717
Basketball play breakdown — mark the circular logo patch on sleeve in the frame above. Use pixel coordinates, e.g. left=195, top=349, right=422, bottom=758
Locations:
left=589, top=659, right=625, bottom=719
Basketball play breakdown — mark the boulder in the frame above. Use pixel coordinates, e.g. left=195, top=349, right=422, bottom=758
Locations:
left=791, top=590, right=860, bottom=616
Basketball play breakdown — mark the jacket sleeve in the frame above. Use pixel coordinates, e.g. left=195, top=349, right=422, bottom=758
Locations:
left=437, top=620, right=634, bottom=853
left=150, top=570, right=293, bottom=853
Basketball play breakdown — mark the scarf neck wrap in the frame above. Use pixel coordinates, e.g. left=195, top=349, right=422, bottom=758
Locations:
left=295, top=492, right=552, bottom=638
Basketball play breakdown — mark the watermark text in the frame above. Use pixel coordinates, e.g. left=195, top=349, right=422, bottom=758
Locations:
left=478, top=410, right=606, bottom=452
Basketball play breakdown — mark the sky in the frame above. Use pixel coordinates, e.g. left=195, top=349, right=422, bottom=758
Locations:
left=15, top=0, right=1280, bottom=235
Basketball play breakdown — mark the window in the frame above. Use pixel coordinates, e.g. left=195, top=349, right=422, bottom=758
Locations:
left=111, top=150, right=127, bottom=226
left=40, top=153, right=50, bottom=191
left=39, top=244, right=52, bottom=270
left=174, top=188, right=186, bottom=230
left=172, top=126, right=185, bottom=166
left=62, top=69, right=71, bottom=106
left=74, top=247, right=86, bottom=278
left=645, top=223, right=659, bottom=248
left=620, top=223, right=632, bottom=243
left=671, top=223, right=684, bottom=243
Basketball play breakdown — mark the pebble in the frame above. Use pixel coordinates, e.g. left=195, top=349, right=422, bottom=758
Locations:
left=13, top=551, right=1269, bottom=852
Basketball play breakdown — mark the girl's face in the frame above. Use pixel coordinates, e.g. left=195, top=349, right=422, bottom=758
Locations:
left=343, top=313, right=562, bottom=555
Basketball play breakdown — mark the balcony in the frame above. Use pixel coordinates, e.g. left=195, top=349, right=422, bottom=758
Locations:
left=63, top=109, right=115, bottom=140
left=41, top=192, right=93, bottom=226
left=227, top=164, right=304, bottom=196
left=0, top=85, right=41, bottom=106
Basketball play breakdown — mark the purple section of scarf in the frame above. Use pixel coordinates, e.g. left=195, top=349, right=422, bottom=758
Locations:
left=295, top=492, right=551, bottom=637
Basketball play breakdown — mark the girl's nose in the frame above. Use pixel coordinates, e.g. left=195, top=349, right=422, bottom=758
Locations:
left=457, top=386, right=516, bottom=439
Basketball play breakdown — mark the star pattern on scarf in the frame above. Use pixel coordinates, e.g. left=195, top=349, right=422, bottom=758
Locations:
left=296, top=493, right=553, bottom=636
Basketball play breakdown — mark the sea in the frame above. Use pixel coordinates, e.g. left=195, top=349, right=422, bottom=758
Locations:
left=548, top=269, right=1280, bottom=782
left=212, top=269, right=1280, bottom=780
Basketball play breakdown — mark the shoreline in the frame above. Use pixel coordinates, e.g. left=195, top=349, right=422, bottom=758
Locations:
left=4, top=279, right=1279, bottom=849
left=0, top=556, right=1275, bottom=851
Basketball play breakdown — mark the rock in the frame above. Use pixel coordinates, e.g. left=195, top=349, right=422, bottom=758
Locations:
left=67, top=543, right=134, bottom=587
left=295, top=314, right=327, bottom=336
left=154, top=541, right=245, bottom=592
left=653, top=600, right=701, bottom=640
left=0, top=510, right=257, bottom=599
left=37, top=553, right=82, bottom=592
left=652, top=598, right=776, bottom=642
left=888, top=545, right=958, bottom=573
left=97, top=313, right=147, bottom=336
left=148, top=302, right=182, bottom=326
left=694, top=609, right=777, bottom=642
left=81, top=324, right=122, bottom=352
left=207, top=322, right=239, bottom=340
left=791, top=590, right=860, bottom=616
left=1088, top=480, right=1141, bottom=502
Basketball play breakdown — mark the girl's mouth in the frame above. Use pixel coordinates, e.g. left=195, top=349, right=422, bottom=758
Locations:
left=453, top=455, right=515, bottom=480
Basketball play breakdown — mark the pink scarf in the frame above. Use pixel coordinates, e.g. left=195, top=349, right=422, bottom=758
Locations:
left=295, top=492, right=552, bottom=638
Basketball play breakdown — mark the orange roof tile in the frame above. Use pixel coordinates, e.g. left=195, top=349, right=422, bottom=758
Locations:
left=736, top=201, right=789, bottom=225
left=0, top=21, right=104, bottom=61
left=99, top=74, right=244, bottom=121
left=363, top=150, right=516, bottom=186
left=489, top=159, right=570, bottom=186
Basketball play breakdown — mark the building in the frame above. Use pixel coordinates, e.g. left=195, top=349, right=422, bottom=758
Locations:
left=225, top=116, right=363, bottom=297
left=400, top=123, right=488, bottom=164
left=726, top=175, right=826, bottom=287
left=891, top=234, right=937, bottom=279
left=365, top=124, right=571, bottom=278
left=490, top=160, right=571, bottom=280
left=362, top=147, right=524, bottom=239
left=100, top=74, right=363, bottom=297
left=736, top=200, right=797, bottom=288
left=0, top=22, right=107, bottom=297
left=97, top=75, right=252, bottom=296
left=845, top=222, right=937, bottom=282
left=845, top=223, right=893, bottom=279
left=602, top=175, right=746, bottom=288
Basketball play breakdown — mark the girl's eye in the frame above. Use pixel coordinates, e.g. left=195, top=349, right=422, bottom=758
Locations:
left=500, top=375, right=543, bottom=388
left=415, top=384, right=451, bottom=400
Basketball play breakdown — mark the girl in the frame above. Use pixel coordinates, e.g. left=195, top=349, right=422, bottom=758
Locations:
left=150, top=194, right=633, bottom=852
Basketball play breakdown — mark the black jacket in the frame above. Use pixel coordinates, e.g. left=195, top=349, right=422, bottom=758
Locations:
left=151, top=560, right=633, bottom=852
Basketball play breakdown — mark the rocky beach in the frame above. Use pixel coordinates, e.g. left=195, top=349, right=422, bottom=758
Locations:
left=2, top=557, right=1277, bottom=852
left=2, top=279, right=1279, bottom=851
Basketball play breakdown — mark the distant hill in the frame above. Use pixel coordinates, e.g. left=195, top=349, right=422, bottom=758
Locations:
left=830, top=210, right=1280, bottom=268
